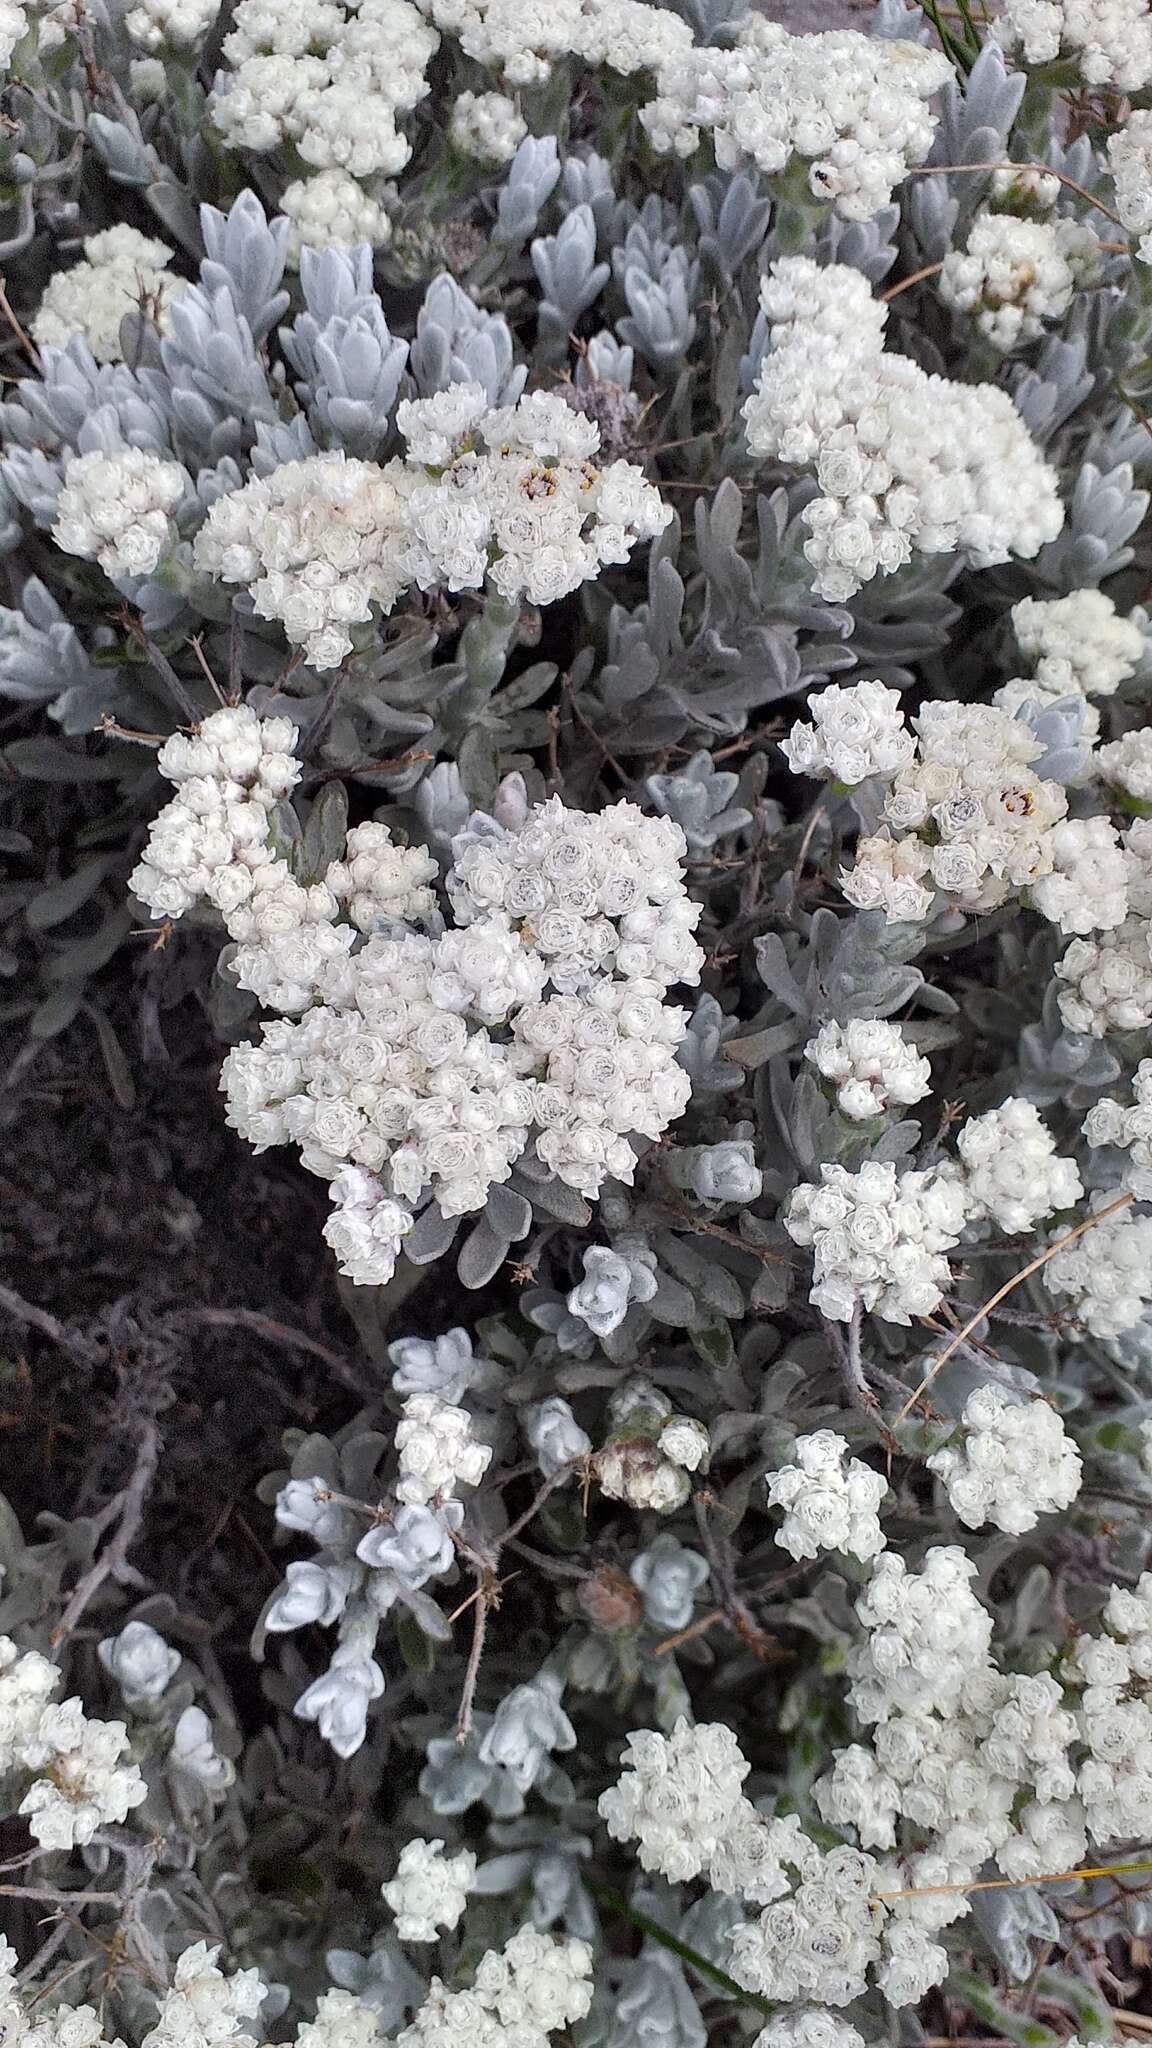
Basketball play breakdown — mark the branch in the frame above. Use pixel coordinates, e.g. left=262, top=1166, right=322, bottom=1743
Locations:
left=52, top=1420, right=161, bottom=1644
left=894, top=1192, right=1134, bottom=1425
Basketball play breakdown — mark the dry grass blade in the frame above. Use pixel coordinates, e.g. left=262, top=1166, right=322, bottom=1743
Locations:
left=894, top=1191, right=1135, bottom=1427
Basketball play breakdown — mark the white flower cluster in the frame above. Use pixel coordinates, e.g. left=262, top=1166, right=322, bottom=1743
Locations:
left=397, top=1925, right=593, bottom=2048
left=996, top=0, right=1152, bottom=90
left=137, top=720, right=699, bottom=1280
left=641, top=24, right=949, bottom=221
left=939, top=209, right=1101, bottom=351
left=598, top=1704, right=1023, bottom=2009
left=1067, top=1575, right=1152, bottom=1847
left=781, top=680, right=915, bottom=788
left=128, top=704, right=303, bottom=920
left=598, top=1718, right=754, bottom=1882
left=1055, top=821, right=1152, bottom=1030
left=804, top=1018, right=931, bottom=1121
left=383, top=1837, right=477, bottom=1942
left=1012, top=588, right=1146, bottom=699
left=211, top=0, right=438, bottom=178
left=450, top=791, right=703, bottom=992
left=0, top=1637, right=146, bottom=1849
left=956, top=1097, right=1083, bottom=1233
left=1042, top=1191, right=1152, bottom=1337
left=416, top=0, right=691, bottom=85
left=53, top=446, right=188, bottom=581
left=279, top=169, right=393, bottom=259
left=1084, top=1058, right=1152, bottom=1196
left=192, top=451, right=415, bottom=673
left=754, top=2016, right=864, bottom=2048
left=194, top=387, right=670, bottom=668
left=1057, top=916, right=1152, bottom=1034
left=0, top=0, right=26, bottom=62
left=125, top=0, right=219, bottom=48
left=927, top=1384, right=1082, bottom=1534
left=1098, top=726, right=1152, bottom=805
left=819, top=1543, right=1094, bottom=1899
left=596, top=1437, right=692, bottom=1513
left=844, top=701, right=1128, bottom=934
left=743, top=258, right=1064, bottom=602
left=31, top=225, right=186, bottom=361
left=784, top=1159, right=968, bottom=1325
left=765, top=1430, right=888, bottom=1562
left=0, top=1938, right=267, bottom=2048
left=140, top=1944, right=267, bottom=2048
left=849, top=1546, right=995, bottom=1722
left=1110, top=112, right=1152, bottom=262
left=326, top=820, right=439, bottom=933
left=449, top=88, right=527, bottom=162
left=395, top=1392, right=492, bottom=1506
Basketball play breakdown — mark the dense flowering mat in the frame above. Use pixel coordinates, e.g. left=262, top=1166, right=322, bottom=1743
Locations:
left=3, top=0, right=1152, bottom=2041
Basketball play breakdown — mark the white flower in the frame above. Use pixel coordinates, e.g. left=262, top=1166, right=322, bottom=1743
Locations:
left=1056, top=918, right=1152, bottom=1035
left=32, top=225, right=186, bottom=359
left=997, top=0, right=1152, bottom=91
left=97, top=1620, right=181, bottom=1703
left=599, top=1718, right=751, bottom=1881
left=805, top=1019, right=931, bottom=1121
left=729, top=1840, right=883, bottom=2006
left=566, top=1241, right=658, bottom=1336
left=766, top=1431, right=887, bottom=1562
left=657, top=1417, right=709, bottom=1471
left=596, top=1438, right=691, bottom=1513
left=1084, top=1058, right=1152, bottom=1197
left=0, top=1636, right=60, bottom=1768
left=781, top=680, right=914, bottom=786
left=212, top=0, right=438, bottom=174
left=383, top=1837, right=477, bottom=1943
left=141, top=1941, right=266, bottom=2048
left=124, top=0, right=218, bottom=47
left=1111, top=111, right=1152, bottom=260
left=641, top=28, right=948, bottom=220
left=743, top=258, right=1063, bottom=601
left=395, top=1392, right=492, bottom=1506
left=956, top=1097, right=1083, bottom=1232
left=0, top=0, right=26, bottom=61
left=754, top=2014, right=865, bottom=2048
left=53, top=446, right=187, bottom=580
left=848, top=1546, right=994, bottom=1723
left=1098, top=726, right=1152, bottom=804
left=192, top=452, right=415, bottom=670
left=1030, top=817, right=1129, bottom=935
left=18, top=1698, right=147, bottom=1847
left=280, top=169, right=393, bottom=260
left=785, top=1159, right=968, bottom=1324
left=1043, top=1195, right=1152, bottom=1338
left=928, top=1385, right=1083, bottom=1535
left=326, top=820, right=438, bottom=933
left=940, top=209, right=1101, bottom=351
left=449, top=89, right=527, bottom=163
left=419, top=0, right=689, bottom=83
left=1012, top=588, right=1146, bottom=695
left=450, top=793, right=701, bottom=993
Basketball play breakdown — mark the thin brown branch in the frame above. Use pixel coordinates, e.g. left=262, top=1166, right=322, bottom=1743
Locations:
left=52, top=1419, right=160, bottom=1644
left=895, top=1193, right=1134, bottom=1425
left=908, top=159, right=1126, bottom=227
left=880, top=260, right=945, bottom=301
left=165, top=1307, right=366, bottom=1396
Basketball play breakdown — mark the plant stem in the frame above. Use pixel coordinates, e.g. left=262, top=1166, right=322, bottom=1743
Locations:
left=581, top=1876, right=773, bottom=2011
